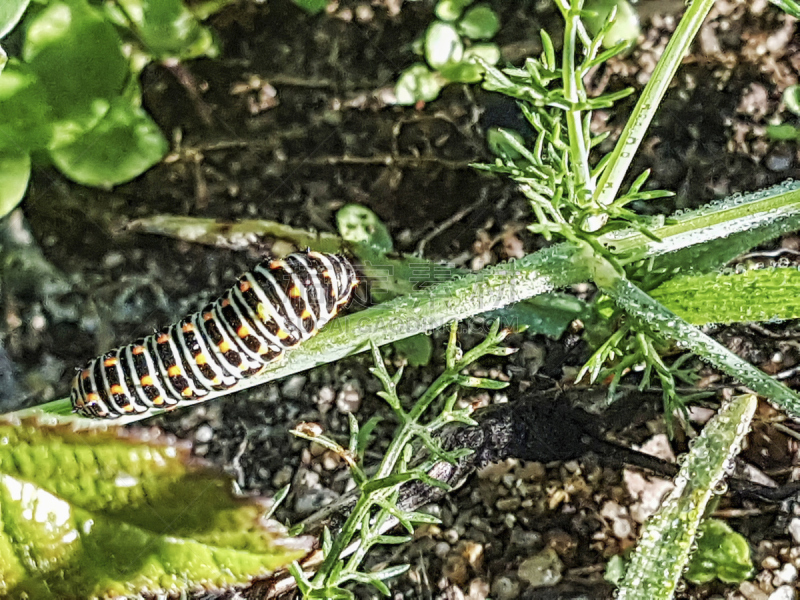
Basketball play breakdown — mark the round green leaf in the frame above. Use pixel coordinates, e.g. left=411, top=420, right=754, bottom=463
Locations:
left=115, top=0, right=218, bottom=60
left=23, top=0, right=128, bottom=131
left=337, top=204, right=394, bottom=253
left=457, top=5, right=499, bottom=40
left=49, top=100, right=167, bottom=188
left=464, top=42, right=500, bottom=65
left=0, top=60, right=52, bottom=150
left=0, top=0, right=29, bottom=38
left=0, top=149, right=31, bottom=218
left=424, top=22, right=463, bottom=69
left=685, top=519, right=753, bottom=584
left=783, top=84, right=800, bottom=117
left=394, top=63, right=444, bottom=105
left=434, top=0, right=474, bottom=21
left=439, top=61, right=483, bottom=83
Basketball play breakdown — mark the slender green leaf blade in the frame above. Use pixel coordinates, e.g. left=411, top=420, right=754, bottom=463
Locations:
left=650, top=267, right=800, bottom=325
left=770, top=0, right=800, bottom=18
left=617, top=394, right=757, bottom=600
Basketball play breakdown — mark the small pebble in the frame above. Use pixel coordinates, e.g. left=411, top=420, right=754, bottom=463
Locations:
left=774, top=563, right=798, bottom=586
left=790, top=519, right=800, bottom=545
left=434, top=541, right=451, bottom=559
left=763, top=556, right=781, bottom=570
left=336, top=381, right=362, bottom=413
left=518, top=548, right=564, bottom=588
left=490, top=576, right=519, bottom=600
left=281, top=375, right=306, bottom=400
left=195, top=424, right=214, bottom=444
left=769, top=585, right=796, bottom=600
left=740, top=581, right=769, bottom=600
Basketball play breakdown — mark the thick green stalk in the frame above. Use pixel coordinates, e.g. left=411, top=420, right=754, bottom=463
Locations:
left=617, top=394, right=757, bottom=600
left=21, top=181, right=800, bottom=423
left=593, top=0, right=717, bottom=206
left=595, top=268, right=800, bottom=417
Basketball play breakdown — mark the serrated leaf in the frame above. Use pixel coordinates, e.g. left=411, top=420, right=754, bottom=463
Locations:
left=24, top=0, right=129, bottom=146
left=115, top=0, right=218, bottom=59
left=650, top=267, right=800, bottom=325
left=49, top=98, right=167, bottom=187
left=0, top=418, right=310, bottom=598
left=0, top=149, right=30, bottom=218
left=616, top=394, right=757, bottom=600
left=0, top=0, right=29, bottom=38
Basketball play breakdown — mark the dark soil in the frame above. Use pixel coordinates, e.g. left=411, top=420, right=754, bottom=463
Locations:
left=3, top=0, right=800, bottom=598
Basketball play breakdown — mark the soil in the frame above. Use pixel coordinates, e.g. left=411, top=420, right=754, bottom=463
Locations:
left=3, top=0, right=800, bottom=598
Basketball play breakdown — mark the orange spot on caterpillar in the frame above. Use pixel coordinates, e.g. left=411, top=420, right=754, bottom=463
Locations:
left=141, top=375, right=154, bottom=386
left=203, top=312, right=214, bottom=321
left=289, top=286, right=301, bottom=298
left=157, top=333, right=170, bottom=344
left=221, top=298, right=230, bottom=307
left=195, top=354, right=208, bottom=365
left=152, top=396, right=165, bottom=406
left=81, top=370, right=91, bottom=380
left=300, top=309, right=312, bottom=319
left=277, top=329, right=290, bottom=340
left=87, top=393, right=100, bottom=402
left=181, top=388, right=193, bottom=397
left=110, top=385, right=124, bottom=396
left=132, top=345, right=145, bottom=355
left=237, top=325, right=250, bottom=338
left=103, top=357, right=117, bottom=367
left=168, top=365, right=182, bottom=377
left=240, top=281, right=251, bottom=292
left=182, top=323, right=194, bottom=333
left=219, top=341, right=231, bottom=353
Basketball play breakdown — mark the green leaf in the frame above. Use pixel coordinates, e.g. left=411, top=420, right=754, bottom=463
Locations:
left=457, top=4, right=499, bottom=40
left=0, top=418, right=310, bottom=598
left=434, top=0, right=474, bottom=21
left=770, top=0, right=800, bottom=18
left=337, top=204, right=394, bottom=253
left=115, top=0, right=218, bottom=59
left=616, top=394, right=758, bottom=600
left=685, top=519, right=753, bottom=584
left=395, top=63, right=445, bottom=105
left=424, top=22, right=463, bottom=69
left=482, top=293, right=589, bottom=338
left=650, top=267, right=800, bottom=325
left=584, top=0, right=641, bottom=48
left=49, top=99, right=168, bottom=187
left=464, top=42, right=500, bottom=65
left=0, top=45, right=6, bottom=74
left=0, top=60, right=53, bottom=151
left=24, top=0, right=129, bottom=147
left=393, top=334, right=433, bottom=367
left=0, top=149, right=31, bottom=218
left=783, top=84, right=800, bottom=116
left=291, top=0, right=328, bottom=15
left=0, top=0, right=29, bottom=38
left=767, top=123, right=800, bottom=141
left=439, top=60, right=483, bottom=83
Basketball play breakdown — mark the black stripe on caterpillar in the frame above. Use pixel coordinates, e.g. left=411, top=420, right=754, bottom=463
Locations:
left=70, top=251, right=358, bottom=419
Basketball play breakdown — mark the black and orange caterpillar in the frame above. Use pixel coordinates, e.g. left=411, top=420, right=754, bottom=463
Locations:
left=71, top=251, right=358, bottom=419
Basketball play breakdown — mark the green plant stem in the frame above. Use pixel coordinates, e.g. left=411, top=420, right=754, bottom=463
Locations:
left=595, top=267, right=800, bottom=417
left=557, top=0, right=593, bottom=195
left=20, top=181, right=800, bottom=423
left=593, top=0, right=717, bottom=207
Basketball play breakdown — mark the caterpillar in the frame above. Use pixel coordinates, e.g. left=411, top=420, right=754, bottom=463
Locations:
left=71, top=251, right=358, bottom=419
